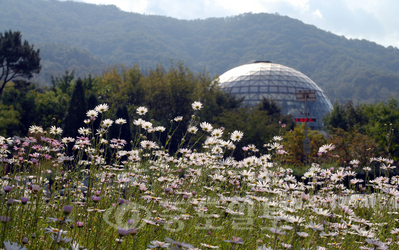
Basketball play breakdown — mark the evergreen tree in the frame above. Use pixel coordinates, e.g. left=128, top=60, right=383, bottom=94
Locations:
left=0, top=30, right=41, bottom=96
left=62, top=78, right=87, bottom=138
left=258, top=97, right=282, bottom=116
left=324, top=101, right=347, bottom=131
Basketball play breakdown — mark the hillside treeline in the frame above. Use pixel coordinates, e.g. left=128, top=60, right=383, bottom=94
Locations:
left=1, top=0, right=399, bottom=103
left=0, top=63, right=294, bottom=159
left=2, top=63, right=399, bottom=165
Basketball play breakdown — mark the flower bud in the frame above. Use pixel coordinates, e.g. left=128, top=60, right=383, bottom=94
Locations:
left=3, top=185, right=12, bottom=193
left=63, top=205, right=73, bottom=215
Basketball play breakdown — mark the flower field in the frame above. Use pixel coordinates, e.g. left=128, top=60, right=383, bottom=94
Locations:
left=0, top=102, right=398, bottom=250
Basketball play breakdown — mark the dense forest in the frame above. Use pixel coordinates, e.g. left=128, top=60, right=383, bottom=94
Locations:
left=1, top=0, right=399, bottom=103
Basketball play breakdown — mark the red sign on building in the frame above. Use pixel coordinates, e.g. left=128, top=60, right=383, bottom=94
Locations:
left=294, top=118, right=317, bottom=122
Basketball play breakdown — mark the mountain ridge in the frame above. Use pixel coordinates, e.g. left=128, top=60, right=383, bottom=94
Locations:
left=1, top=0, right=399, bottom=103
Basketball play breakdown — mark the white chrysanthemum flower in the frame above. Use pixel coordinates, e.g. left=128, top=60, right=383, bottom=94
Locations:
left=133, top=118, right=145, bottom=126
left=230, top=130, right=243, bottom=142
left=3, top=240, right=27, bottom=250
left=188, top=126, right=198, bottom=134
left=192, top=101, right=203, bottom=110
left=50, top=126, right=63, bottom=135
left=0, top=136, right=13, bottom=145
left=101, top=119, right=113, bottom=128
left=94, top=103, right=109, bottom=113
left=78, top=127, right=91, bottom=135
left=383, top=187, right=399, bottom=197
left=61, top=137, right=75, bottom=144
left=136, top=106, right=148, bottom=115
left=86, top=110, right=98, bottom=118
left=29, top=125, right=44, bottom=134
left=174, top=116, right=183, bottom=122
left=211, top=128, right=223, bottom=138
left=200, top=122, right=213, bottom=132
left=273, top=136, right=283, bottom=141
left=297, top=232, right=309, bottom=238
left=141, top=121, right=152, bottom=130
left=154, top=126, right=166, bottom=132
left=115, top=118, right=126, bottom=125
left=318, top=143, right=335, bottom=153
left=140, top=140, right=158, bottom=149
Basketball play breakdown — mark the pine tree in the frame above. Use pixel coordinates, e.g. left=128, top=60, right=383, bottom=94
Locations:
left=62, top=78, right=87, bottom=138
left=0, top=30, right=41, bottom=96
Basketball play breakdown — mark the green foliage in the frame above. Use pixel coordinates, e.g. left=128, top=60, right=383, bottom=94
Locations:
left=216, top=99, right=294, bottom=159
left=51, top=70, right=75, bottom=94
left=324, top=98, right=399, bottom=160
left=326, top=128, right=378, bottom=166
left=0, top=103, right=20, bottom=135
left=323, top=101, right=367, bottom=132
left=33, top=87, right=69, bottom=129
left=282, top=123, right=327, bottom=166
left=0, top=30, right=41, bottom=95
left=1, top=80, right=38, bottom=135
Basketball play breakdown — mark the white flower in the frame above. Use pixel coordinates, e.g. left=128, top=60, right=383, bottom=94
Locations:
left=383, top=187, right=399, bottom=197
left=140, top=140, right=158, bottom=149
left=50, top=126, right=63, bottom=135
left=70, top=241, right=87, bottom=250
left=136, top=106, right=148, bottom=115
left=188, top=126, right=198, bottom=134
left=148, top=241, right=171, bottom=249
left=29, top=125, right=43, bottom=134
left=86, top=110, right=98, bottom=118
left=0, top=136, right=13, bottom=145
left=94, top=103, right=109, bottom=113
left=174, top=116, right=183, bottom=122
left=297, top=232, right=309, bottom=237
left=200, top=122, right=213, bottom=132
left=115, top=118, right=126, bottom=125
left=200, top=243, right=219, bottom=248
left=318, top=143, right=335, bottom=153
left=141, top=121, right=153, bottom=130
left=61, top=137, right=75, bottom=144
left=101, top=119, right=113, bottom=127
left=78, top=127, right=91, bottom=135
left=211, top=128, right=223, bottom=138
left=154, top=126, right=165, bottom=132
left=3, top=241, right=27, bottom=250
left=230, top=130, right=244, bottom=142
left=133, top=118, right=145, bottom=126
left=192, top=101, right=203, bottom=110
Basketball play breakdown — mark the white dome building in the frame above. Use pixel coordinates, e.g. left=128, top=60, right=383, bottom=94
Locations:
left=217, top=61, right=333, bottom=129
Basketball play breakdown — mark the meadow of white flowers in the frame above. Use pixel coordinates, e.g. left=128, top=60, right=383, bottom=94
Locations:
left=0, top=102, right=398, bottom=250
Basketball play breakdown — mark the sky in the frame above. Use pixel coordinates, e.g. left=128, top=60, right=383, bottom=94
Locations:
left=70, top=0, right=399, bottom=48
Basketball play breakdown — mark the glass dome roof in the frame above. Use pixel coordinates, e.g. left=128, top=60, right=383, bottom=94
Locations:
left=217, top=61, right=333, bottom=129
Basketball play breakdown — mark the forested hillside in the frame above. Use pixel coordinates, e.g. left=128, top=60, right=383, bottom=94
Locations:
left=1, top=0, right=399, bottom=103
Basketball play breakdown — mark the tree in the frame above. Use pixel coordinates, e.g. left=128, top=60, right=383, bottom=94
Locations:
left=0, top=30, right=41, bottom=96
left=51, top=70, right=75, bottom=94
left=62, top=78, right=87, bottom=138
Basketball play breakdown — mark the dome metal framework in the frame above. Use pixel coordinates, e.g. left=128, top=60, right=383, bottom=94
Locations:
left=217, top=61, right=333, bottom=129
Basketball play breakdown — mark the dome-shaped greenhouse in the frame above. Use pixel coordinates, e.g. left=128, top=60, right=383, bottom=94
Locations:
left=217, top=61, right=333, bottom=129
